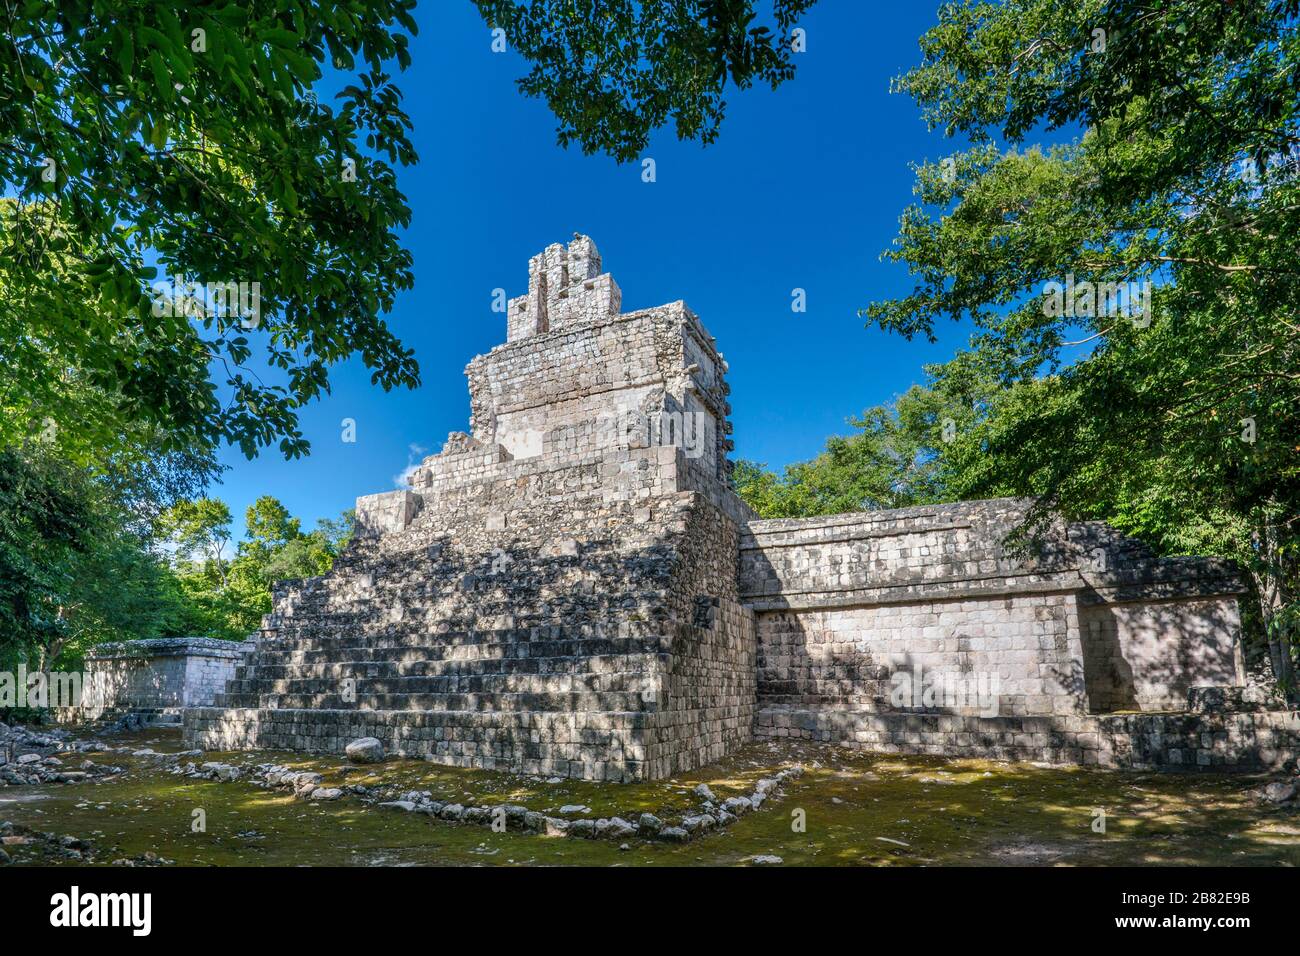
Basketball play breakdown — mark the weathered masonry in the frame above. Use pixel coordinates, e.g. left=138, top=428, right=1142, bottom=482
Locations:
left=186, top=236, right=1299, bottom=778
left=740, top=505, right=1296, bottom=768
left=82, top=637, right=255, bottom=717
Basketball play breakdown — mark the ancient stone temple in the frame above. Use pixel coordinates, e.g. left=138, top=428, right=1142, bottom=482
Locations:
left=186, top=235, right=1298, bottom=778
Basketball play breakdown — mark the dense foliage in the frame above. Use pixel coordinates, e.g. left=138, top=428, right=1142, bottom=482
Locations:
left=1, top=1, right=426, bottom=464
left=732, top=385, right=956, bottom=517
left=0, top=443, right=198, bottom=671
left=0, top=442, right=352, bottom=671
left=165, top=495, right=354, bottom=641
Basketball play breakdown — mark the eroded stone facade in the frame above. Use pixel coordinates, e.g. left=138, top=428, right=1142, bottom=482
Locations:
left=186, top=236, right=1295, bottom=778
left=83, top=637, right=254, bottom=716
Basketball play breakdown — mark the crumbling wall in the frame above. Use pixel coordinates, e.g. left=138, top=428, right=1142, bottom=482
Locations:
left=84, top=637, right=253, bottom=716
left=1079, top=597, right=1242, bottom=712
left=754, top=594, right=1086, bottom=718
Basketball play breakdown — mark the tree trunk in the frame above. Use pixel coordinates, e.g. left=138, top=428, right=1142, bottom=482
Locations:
left=35, top=634, right=65, bottom=676
left=1253, top=510, right=1296, bottom=705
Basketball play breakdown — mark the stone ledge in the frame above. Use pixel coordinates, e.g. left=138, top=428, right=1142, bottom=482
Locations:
left=740, top=517, right=973, bottom=550
left=741, top=571, right=1086, bottom=610
left=87, top=637, right=255, bottom=661
left=756, top=705, right=1300, bottom=772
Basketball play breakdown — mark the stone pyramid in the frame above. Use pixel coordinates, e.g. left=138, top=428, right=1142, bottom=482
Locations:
left=186, top=235, right=758, bottom=782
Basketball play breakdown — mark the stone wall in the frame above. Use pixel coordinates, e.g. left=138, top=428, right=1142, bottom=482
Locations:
left=467, top=300, right=731, bottom=484
left=1078, top=597, right=1242, bottom=712
left=738, top=501, right=1270, bottom=768
left=647, top=493, right=756, bottom=778
left=506, top=234, right=621, bottom=342
left=755, top=707, right=1300, bottom=772
left=754, top=593, right=1087, bottom=718
left=739, top=501, right=1245, bottom=720
left=82, top=637, right=253, bottom=716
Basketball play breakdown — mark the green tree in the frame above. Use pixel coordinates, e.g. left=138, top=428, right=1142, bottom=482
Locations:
left=865, top=0, right=1300, bottom=688
left=2, top=2, right=424, bottom=462
left=475, top=0, right=817, bottom=162
left=163, top=495, right=353, bottom=639
left=0, top=446, right=94, bottom=665
left=242, top=495, right=302, bottom=556
left=265, top=511, right=355, bottom=581
left=56, top=531, right=190, bottom=668
left=733, top=385, right=960, bottom=517
left=162, top=497, right=233, bottom=588
left=0, top=444, right=194, bottom=670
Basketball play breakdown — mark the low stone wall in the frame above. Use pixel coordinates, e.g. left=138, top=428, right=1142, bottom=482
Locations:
left=740, top=502, right=1245, bottom=718
left=184, top=706, right=651, bottom=782
left=1078, top=597, right=1242, bottom=712
left=82, top=637, right=254, bottom=717
left=753, top=592, right=1087, bottom=718
left=755, top=705, right=1300, bottom=773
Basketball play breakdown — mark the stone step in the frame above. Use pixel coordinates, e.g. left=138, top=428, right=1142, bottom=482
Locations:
left=274, top=562, right=666, bottom=593
left=758, top=679, right=897, bottom=701
left=235, top=652, right=661, bottom=681
left=268, top=594, right=637, bottom=623
left=222, top=670, right=655, bottom=696
left=261, top=610, right=671, bottom=642
left=215, top=690, right=650, bottom=712
left=279, top=567, right=649, bottom=595
left=185, top=704, right=650, bottom=780
left=758, top=692, right=896, bottom=708
left=247, top=636, right=670, bottom=665
left=261, top=621, right=664, bottom=644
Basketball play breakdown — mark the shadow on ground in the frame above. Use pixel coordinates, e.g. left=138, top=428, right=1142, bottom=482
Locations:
left=2, top=729, right=1296, bottom=866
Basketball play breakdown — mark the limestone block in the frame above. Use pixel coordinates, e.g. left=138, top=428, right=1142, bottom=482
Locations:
left=355, top=490, right=421, bottom=537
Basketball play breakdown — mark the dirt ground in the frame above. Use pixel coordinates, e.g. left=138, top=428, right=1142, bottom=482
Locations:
left=3, top=728, right=1297, bottom=866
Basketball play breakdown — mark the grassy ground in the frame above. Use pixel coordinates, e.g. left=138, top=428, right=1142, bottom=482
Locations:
left=3, top=729, right=1297, bottom=866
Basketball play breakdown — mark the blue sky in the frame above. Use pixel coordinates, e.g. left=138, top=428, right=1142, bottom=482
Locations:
left=213, top=2, right=977, bottom=539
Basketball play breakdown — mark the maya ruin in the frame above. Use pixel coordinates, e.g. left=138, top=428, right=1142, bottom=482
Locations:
left=8, top=0, right=1300, bottom=923
left=184, top=236, right=1298, bottom=781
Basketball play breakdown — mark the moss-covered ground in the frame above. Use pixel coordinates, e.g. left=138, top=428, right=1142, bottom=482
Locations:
left=3, top=730, right=1296, bottom=866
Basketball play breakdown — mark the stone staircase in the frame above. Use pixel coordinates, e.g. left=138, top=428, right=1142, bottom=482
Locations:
left=186, top=486, right=755, bottom=782
left=221, top=530, right=671, bottom=701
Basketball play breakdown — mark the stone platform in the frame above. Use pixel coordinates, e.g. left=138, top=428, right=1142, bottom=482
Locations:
left=755, top=706, right=1300, bottom=772
left=80, top=637, right=254, bottom=718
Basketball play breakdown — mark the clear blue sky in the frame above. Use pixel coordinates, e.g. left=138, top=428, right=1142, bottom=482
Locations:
left=213, top=2, right=976, bottom=539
